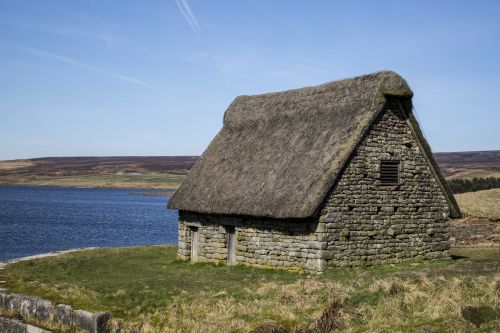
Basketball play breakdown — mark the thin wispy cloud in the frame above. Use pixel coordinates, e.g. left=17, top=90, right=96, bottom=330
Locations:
left=176, top=0, right=199, bottom=33
left=3, top=41, right=173, bottom=99
left=0, top=13, right=128, bottom=47
left=44, top=26, right=129, bottom=47
left=111, top=73, right=173, bottom=98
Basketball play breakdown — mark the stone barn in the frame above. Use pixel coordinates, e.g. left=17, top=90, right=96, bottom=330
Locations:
left=168, top=71, right=461, bottom=272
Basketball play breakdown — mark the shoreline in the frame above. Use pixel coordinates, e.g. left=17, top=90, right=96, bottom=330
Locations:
left=0, top=247, right=99, bottom=270
left=0, top=245, right=175, bottom=271
left=0, top=182, right=179, bottom=191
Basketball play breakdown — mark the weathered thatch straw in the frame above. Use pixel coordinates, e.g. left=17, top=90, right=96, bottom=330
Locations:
left=168, top=71, right=459, bottom=219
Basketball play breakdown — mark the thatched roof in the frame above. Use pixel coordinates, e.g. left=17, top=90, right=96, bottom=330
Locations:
left=168, top=71, right=460, bottom=219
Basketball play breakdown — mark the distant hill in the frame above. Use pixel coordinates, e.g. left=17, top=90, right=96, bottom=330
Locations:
left=433, top=150, right=500, bottom=179
left=0, top=156, right=198, bottom=177
left=0, top=156, right=198, bottom=189
left=0, top=151, right=498, bottom=188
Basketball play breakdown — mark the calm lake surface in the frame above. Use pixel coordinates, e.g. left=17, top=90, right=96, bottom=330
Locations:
left=0, top=186, right=178, bottom=261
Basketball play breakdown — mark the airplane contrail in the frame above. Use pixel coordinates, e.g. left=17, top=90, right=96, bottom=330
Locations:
left=4, top=41, right=173, bottom=99
left=176, top=0, right=199, bottom=32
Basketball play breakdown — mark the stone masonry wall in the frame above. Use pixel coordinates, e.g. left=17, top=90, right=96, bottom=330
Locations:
left=177, top=100, right=452, bottom=272
left=178, top=212, right=325, bottom=272
left=0, top=289, right=111, bottom=333
left=318, top=101, right=451, bottom=267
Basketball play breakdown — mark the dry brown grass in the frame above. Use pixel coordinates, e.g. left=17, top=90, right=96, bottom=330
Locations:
left=122, top=271, right=500, bottom=332
left=455, top=188, right=500, bottom=220
left=112, top=252, right=500, bottom=332
left=444, top=168, right=500, bottom=180
left=0, top=174, right=183, bottom=189
left=2, top=247, right=498, bottom=332
left=0, top=160, right=33, bottom=170
left=358, top=274, right=500, bottom=332
left=129, top=279, right=350, bottom=333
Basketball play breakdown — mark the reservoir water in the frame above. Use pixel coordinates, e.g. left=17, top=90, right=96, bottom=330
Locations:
left=0, top=185, right=178, bottom=261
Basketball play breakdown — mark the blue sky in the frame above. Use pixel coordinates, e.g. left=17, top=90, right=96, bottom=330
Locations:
left=0, top=1, right=499, bottom=160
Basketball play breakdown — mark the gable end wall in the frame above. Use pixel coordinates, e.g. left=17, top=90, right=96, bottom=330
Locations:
left=318, top=100, right=451, bottom=267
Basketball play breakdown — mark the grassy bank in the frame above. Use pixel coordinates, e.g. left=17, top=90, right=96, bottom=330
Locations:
left=455, top=188, right=500, bottom=220
left=0, top=156, right=194, bottom=190
left=0, top=246, right=498, bottom=332
left=0, top=172, right=184, bottom=190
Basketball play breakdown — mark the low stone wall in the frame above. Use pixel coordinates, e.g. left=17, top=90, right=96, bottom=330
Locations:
left=450, top=219, right=500, bottom=247
left=178, top=211, right=324, bottom=272
left=0, top=316, right=52, bottom=333
left=0, top=289, right=111, bottom=333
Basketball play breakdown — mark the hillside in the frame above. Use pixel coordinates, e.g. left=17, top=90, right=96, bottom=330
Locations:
left=0, top=156, right=197, bottom=189
left=0, top=150, right=498, bottom=189
left=0, top=156, right=197, bottom=175
left=434, top=150, right=500, bottom=179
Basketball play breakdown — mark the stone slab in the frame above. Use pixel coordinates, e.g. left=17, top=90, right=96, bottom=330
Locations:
left=1, top=291, right=111, bottom=333
left=0, top=316, right=52, bottom=333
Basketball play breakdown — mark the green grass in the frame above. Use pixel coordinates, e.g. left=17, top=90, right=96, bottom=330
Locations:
left=1, top=246, right=499, bottom=332
left=0, top=246, right=298, bottom=319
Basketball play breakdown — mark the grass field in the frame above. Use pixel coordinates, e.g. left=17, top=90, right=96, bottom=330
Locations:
left=1, top=246, right=498, bottom=332
left=0, top=156, right=194, bottom=189
left=0, top=160, right=34, bottom=170
left=444, top=169, right=500, bottom=180
left=1, top=151, right=499, bottom=191
left=455, top=188, right=500, bottom=220
left=0, top=172, right=185, bottom=189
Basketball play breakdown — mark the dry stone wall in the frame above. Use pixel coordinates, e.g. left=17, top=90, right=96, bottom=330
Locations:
left=0, top=289, right=111, bottom=333
left=0, top=316, right=52, bottom=333
left=178, top=212, right=324, bottom=271
left=177, top=101, right=452, bottom=272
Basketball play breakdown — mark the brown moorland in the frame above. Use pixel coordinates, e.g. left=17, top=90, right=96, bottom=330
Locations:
left=1, top=151, right=499, bottom=189
left=0, top=156, right=197, bottom=189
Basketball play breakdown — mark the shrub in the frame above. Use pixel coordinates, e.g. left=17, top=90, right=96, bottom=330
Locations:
left=448, top=177, right=500, bottom=194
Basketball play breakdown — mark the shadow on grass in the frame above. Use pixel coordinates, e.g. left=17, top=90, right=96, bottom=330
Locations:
left=450, top=254, right=468, bottom=260
left=461, top=305, right=500, bottom=328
